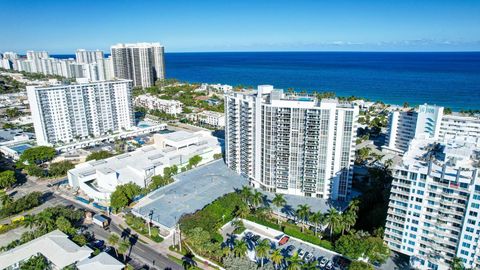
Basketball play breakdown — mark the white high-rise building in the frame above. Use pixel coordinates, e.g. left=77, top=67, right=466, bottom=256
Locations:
left=111, top=42, right=165, bottom=88
left=225, top=85, right=358, bottom=200
left=26, top=50, right=49, bottom=60
left=384, top=137, right=480, bottom=270
left=27, top=80, right=135, bottom=146
left=385, top=104, right=480, bottom=154
left=75, top=49, right=104, bottom=64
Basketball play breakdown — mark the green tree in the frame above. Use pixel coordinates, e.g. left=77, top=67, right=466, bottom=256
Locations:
left=72, top=234, right=87, bottom=246
left=0, top=190, right=12, bottom=206
left=349, top=260, right=374, bottom=270
left=250, top=190, right=263, bottom=210
left=335, top=234, right=365, bottom=259
left=18, top=146, right=56, bottom=165
left=270, top=249, right=284, bottom=270
left=20, top=254, right=48, bottom=270
left=110, top=183, right=142, bottom=211
left=6, top=107, right=21, bottom=118
left=188, top=155, right=202, bottom=168
left=118, top=239, right=130, bottom=261
left=86, top=150, right=114, bottom=161
left=233, top=239, right=248, bottom=258
left=296, top=204, right=311, bottom=232
left=235, top=204, right=250, bottom=219
left=287, top=252, right=303, bottom=270
left=0, top=170, right=16, bottom=189
left=272, top=194, right=286, bottom=224
left=450, top=257, right=465, bottom=270
left=255, top=239, right=271, bottom=267
left=240, top=186, right=252, bottom=204
left=325, top=208, right=342, bottom=239
left=55, top=216, right=74, bottom=235
left=48, top=161, right=74, bottom=177
left=22, top=215, right=36, bottom=229
left=108, top=233, right=120, bottom=256
left=309, top=211, right=323, bottom=236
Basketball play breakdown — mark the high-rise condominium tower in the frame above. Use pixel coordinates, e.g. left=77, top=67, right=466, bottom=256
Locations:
left=225, top=85, right=358, bottom=200
left=110, top=42, right=165, bottom=88
left=27, top=80, right=135, bottom=146
left=384, top=137, right=480, bottom=270
left=75, top=49, right=104, bottom=64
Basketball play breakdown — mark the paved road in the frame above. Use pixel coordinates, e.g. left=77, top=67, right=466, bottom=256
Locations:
left=3, top=175, right=183, bottom=270
left=88, top=222, right=182, bottom=270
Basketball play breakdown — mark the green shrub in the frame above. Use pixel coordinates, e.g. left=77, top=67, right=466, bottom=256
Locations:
left=246, top=215, right=282, bottom=231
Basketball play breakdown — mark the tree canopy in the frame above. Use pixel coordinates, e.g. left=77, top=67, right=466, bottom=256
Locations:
left=18, top=146, right=56, bottom=165
left=86, top=150, right=114, bottom=161
left=0, top=170, right=16, bottom=189
left=110, top=183, right=143, bottom=211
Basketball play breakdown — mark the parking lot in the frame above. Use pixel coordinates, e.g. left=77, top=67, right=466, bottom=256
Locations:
left=230, top=221, right=350, bottom=270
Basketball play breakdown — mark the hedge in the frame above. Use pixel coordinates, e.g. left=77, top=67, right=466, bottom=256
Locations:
left=283, top=224, right=333, bottom=250
left=246, top=215, right=282, bottom=231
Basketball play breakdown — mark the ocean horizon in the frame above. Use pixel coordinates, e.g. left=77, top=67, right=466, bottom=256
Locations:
left=52, top=51, right=480, bottom=111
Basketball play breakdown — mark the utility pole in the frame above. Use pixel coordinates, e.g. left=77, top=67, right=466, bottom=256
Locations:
left=178, top=224, right=182, bottom=252
left=148, top=209, right=154, bottom=236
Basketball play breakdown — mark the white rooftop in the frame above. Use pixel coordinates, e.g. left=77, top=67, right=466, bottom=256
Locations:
left=0, top=230, right=92, bottom=269
left=76, top=252, right=124, bottom=270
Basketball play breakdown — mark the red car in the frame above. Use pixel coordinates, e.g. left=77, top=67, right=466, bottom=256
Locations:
left=278, top=235, right=290, bottom=245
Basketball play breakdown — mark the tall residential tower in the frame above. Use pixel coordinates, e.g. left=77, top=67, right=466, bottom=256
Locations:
left=27, top=80, right=135, bottom=146
left=225, top=85, right=358, bottom=200
left=110, top=42, right=165, bottom=88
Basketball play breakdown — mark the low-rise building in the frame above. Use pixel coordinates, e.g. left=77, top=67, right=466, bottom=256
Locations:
left=68, top=130, right=222, bottom=203
left=135, top=94, right=183, bottom=115
left=187, top=110, right=225, bottom=128
left=0, top=230, right=123, bottom=270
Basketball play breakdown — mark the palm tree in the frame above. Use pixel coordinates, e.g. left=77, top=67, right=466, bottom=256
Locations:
left=384, top=158, right=394, bottom=169
left=108, top=233, right=120, bottom=256
left=251, top=190, right=263, bottom=210
left=255, top=239, right=271, bottom=268
left=325, top=208, right=342, bottom=239
left=118, top=239, right=130, bottom=261
left=348, top=199, right=360, bottom=215
left=309, top=212, right=323, bottom=236
left=240, top=186, right=252, bottom=204
left=272, top=194, right=286, bottom=224
left=235, top=204, right=250, bottom=219
left=302, top=260, right=318, bottom=270
left=36, top=211, right=54, bottom=231
left=270, top=249, right=284, bottom=270
left=0, top=190, right=12, bottom=206
left=22, top=215, right=36, bottom=229
left=342, top=211, right=356, bottom=235
left=221, top=246, right=232, bottom=258
left=233, top=239, right=248, bottom=258
left=287, top=252, right=303, bottom=270
left=296, top=204, right=311, bottom=232
left=450, top=257, right=465, bottom=270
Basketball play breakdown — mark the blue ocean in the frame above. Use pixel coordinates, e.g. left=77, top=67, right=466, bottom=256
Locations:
left=55, top=52, right=480, bottom=110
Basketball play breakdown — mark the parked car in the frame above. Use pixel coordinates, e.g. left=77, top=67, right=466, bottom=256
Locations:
left=319, top=257, right=328, bottom=268
left=252, top=234, right=261, bottom=243
left=92, top=240, right=105, bottom=249
left=325, top=261, right=334, bottom=270
left=298, top=249, right=305, bottom=259
left=245, top=232, right=254, bottom=239
left=303, top=252, right=311, bottom=261
left=286, top=245, right=296, bottom=253
left=278, top=235, right=290, bottom=246
left=305, top=252, right=315, bottom=262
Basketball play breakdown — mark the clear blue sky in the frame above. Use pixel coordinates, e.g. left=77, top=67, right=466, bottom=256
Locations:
left=1, top=0, right=479, bottom=53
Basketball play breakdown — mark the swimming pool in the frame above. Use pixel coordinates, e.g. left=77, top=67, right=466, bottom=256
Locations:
left=9, top=144, right=32, bottom=154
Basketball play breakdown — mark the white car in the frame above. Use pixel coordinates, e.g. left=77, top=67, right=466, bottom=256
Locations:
left=319, top=257, right=328, bottom=267
left=298, top=249, right=306, bottom=259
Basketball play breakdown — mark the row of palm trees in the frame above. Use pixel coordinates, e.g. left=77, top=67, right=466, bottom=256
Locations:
left=225, top=237, right=314, bottom=270
left=238, top=186, right=361, bottom=239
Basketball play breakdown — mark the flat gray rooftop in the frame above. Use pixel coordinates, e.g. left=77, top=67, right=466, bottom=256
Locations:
left=133, top=160, right=248, bottom=229
left=133, top=160, right=346, bottom=230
